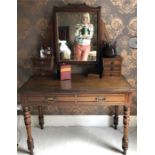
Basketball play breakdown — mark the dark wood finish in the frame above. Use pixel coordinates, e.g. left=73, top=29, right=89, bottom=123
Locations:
left=32, top=57, right=54, bottom=76
left=19, top=75, right=134, bottom=155
left=38, top=106, right=44, bottom=129
left=53, top=4, right=101, bottom=65
left=113, top=106, right=119, bottom=130
left=103, top=56, right=122, bottom=77
left=23, top=107, right=34, bottom=155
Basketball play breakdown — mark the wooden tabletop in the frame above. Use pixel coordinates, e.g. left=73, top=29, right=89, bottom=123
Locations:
left=18, top=75, right=134, bottom=94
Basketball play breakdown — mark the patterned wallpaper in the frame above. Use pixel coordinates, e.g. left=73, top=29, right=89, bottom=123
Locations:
left=17, top=0, right=137, bottom=115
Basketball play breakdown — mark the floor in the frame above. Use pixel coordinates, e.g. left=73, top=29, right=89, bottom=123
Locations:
left=17, top=127, right=137, bottom=155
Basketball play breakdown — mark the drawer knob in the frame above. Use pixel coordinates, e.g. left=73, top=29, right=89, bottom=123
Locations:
left=96, top=97, right=106, bottom=102
left=47, top=97, right=56, bottom=102
left=110, top=67, right=113, bottom=71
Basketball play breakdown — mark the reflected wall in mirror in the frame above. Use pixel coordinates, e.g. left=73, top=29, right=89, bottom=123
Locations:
left=54, top=5, right=101, bottom=64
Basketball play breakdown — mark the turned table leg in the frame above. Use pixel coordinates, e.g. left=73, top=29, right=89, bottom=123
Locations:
left=122, top=106, right=130, bottom=155
left=23, top=106, right=34, bottom=155
left=38, top=106, right=44, bottom=129
left=113, top=106, right=119, bottom=129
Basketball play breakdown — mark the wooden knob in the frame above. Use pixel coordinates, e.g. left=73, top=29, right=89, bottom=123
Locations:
left=110, top=67, right=113, bottom=71
left=47, top=97, right=56, bottom=103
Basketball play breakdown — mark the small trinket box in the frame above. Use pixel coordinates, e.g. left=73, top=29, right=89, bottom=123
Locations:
left=60, top=64, right=71, bottom=80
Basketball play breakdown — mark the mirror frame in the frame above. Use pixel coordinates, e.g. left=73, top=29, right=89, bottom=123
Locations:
left=53, top=4, right=101, bottom=65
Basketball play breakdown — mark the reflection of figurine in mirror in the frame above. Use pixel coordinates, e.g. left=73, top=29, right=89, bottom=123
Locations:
left=59, top=40, right=71, bottom=60
left=40, top=45, right=45, bottom=58
left=74, top=13, right=94, bottom=61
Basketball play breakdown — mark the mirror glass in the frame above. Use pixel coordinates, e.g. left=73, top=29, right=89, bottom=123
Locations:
left=56, top=12, right=97, bottom=62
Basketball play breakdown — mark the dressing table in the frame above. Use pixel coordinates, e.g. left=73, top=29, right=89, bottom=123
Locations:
left=19, top=74, right=134, bottom=155
left=18, top=5, right=135, bottom=155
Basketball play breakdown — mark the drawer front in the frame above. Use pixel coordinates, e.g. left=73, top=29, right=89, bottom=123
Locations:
left=103, top=60, right=121, bottom=65
left=104, top=66, right=121, bottom=71
left=32, top=59, right=51, bottom=69
left=77, top=94, right=125, bottom=105
left=27, top=94, right=75, bottom=104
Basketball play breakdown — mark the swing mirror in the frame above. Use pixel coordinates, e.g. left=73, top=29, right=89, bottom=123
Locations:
left=53, top=4, right=101, bottom=64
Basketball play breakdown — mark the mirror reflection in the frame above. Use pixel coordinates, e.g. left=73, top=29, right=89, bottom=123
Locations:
left=57, top=12, right=97, bottom=61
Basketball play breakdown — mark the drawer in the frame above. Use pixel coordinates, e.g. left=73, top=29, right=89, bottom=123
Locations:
left=39, top=60, right=51, bottom=65
left=104, top=66, right=121, bottom=71
left=27, top=94, right=75, bottom=104
left=32, top=58, right=51, bottom=66
left=77, top=94, right=125, bottom=105
left=103, top=60, right=121, bottom=65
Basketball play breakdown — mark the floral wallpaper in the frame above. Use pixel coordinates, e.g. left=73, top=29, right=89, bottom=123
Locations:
left=17, top=0, right=137, bottom=115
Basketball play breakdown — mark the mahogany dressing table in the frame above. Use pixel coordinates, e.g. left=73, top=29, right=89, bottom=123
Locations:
left=18, top=74, right=134, bottom=155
